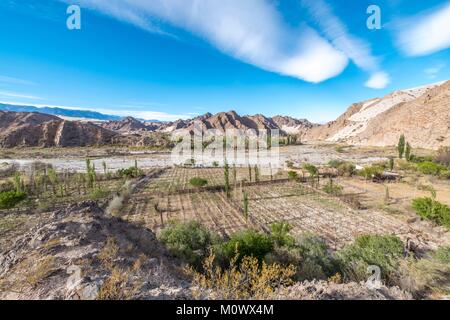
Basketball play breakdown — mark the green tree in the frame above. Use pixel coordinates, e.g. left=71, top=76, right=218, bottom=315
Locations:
left=254, top=165, right=260, bottom=182
left=224, top=161, right=231, bottom=198
left=398, top=134, right=406, bottom=159
left=243, top=192, right=249, bottom=222
left=405, top=142, right=411, bottom=161
left=102, top=161, right=107, bottom=176
left=389, top=157, right=394, bottom=171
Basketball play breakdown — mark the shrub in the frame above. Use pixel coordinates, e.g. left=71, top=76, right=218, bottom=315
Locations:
left=221, top=229, right=273, bottom=263
left=434, top=246, right=450, bottom=264
left=440, top=170, right=450, bottom=180
left=189, top=177, right=208, bottom=188
left=409, top=155, right=434, bottom=164
left=186, top=252, right=295, bottom=300
left=270, top=222, right=295, bottom=247
left=0, top=190, right=27, bottom=209
left=396, top=252, right=450, bottom=298
left=337, top=235, right=404, bottom=284
left=435, top=147, right=450, bottom=167
left=90, top=187, right=109, bottom=200
left=158, top=221, right=221, bottom=265
left=323, top=179, right=343, bottom=196
left=117, top=166, right=143, bottom=179
left=303, top=163, right=318, bottom=176
left=412, top=197, right=450, bottom=229
left=295, top=234, right=338, bottom=281
left=328, top=160, right=355, bottom=177
left=265, top=233, right=338, bottom=282
left=358, top=165, right=383, bottom=180
left=337, top=162, right=356, bottom=177
left=287, top=171, right=298, bottom=181
left=416, top=162, right=446, bottom=176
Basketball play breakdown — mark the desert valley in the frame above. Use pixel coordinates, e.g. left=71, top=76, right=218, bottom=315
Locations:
left=0, top=80, right=449, bottom=300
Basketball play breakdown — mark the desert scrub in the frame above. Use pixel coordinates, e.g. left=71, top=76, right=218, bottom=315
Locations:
left=220, top=229, right=273, bottom=264
left=266, top=233, right=338, bottom=281
left=396, top=249, right=450, bottom=298
left=89, top=187, right=109, bottom=200
left=106, top=180, right=134, bottom=217
left=328, top=160, right=356, bottom=176
left=412, top=197, right=450, bottom=229
left=0, top=190, right=26, bottom=209
left=189, top=177, right=208, bottom=188
left=287, top=171, right=298, bottom=181
left=323, top=179, right=343, bottom=196
left=117, top=166, right=144, bottom=179
left=270, top=222, right=295, bottom=247
left=24, top=256, right=57, bottom=287
left=337, top=235, right=404, bottom=284
left=358, top=165, right=384, bottom=180
left=416, top=162, right=446, bottom=176
left=434, top=246, right=450, bottom=264
left=158, top=221, right=221, bottom=266
left=98, top=267, right=135, bottom=300
left=98, top=237, right=119, bottom=268
left=186, top=251, right=295, bottom=300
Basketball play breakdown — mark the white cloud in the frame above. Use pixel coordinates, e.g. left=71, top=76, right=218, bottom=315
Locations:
left=365, top=72, right=390, bottom=89
left=61, top=0, right=349, bottom=83
left=395, top=2, right=450, bottom=56
left=301, top=0, right=389, bottom=89
left=0, top=91, right=43, bottom=100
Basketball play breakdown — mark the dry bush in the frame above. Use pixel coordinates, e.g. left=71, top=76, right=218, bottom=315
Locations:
left=396, top=255, right=450, bottom=298
left=435, top=147, right=450, bottom=167
left=186, top=251, right=295, bottom=300
left=98, top=237, right=119, bottom=268
left=25, top=256, right=57, bottom=287
left=106, top=180, right=134, bottom=217
left=106, top=195, right=125, bottom=217
left=97, top=267, right=134, bottom=300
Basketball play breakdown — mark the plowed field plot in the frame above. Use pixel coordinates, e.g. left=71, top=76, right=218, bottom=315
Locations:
left=123, top=169, right=450, bottom=248
left=144, top=167, right=287, bottom=193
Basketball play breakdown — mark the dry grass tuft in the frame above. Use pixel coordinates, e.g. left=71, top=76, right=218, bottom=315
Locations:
left=186, top=251, right=296, bottom=300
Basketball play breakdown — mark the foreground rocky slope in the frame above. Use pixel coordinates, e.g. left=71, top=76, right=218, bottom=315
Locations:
left=0, top=201, right=190, bottom=300
left=0, top=201, right=414, bottom=300
left=306, top=80, right=450, bottom=149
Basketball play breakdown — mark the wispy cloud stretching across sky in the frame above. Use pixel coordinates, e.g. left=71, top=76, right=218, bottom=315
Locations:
left=300, top=0, right=389, bottom=89
left=0, top=91, right=43, bottom=100
left=62, top=0, right=349, bottom=83
left=395, top=1, right=450, bottom=57
left=0, top=75, right=36, bottom=86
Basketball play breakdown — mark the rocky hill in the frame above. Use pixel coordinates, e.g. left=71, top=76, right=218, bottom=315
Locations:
left=0, top=111, right=117, bottom=148
left=101, top=116, right=150, bottom=132
left=306, top=80, right=450, bottom=150
left=143, top=111, right=316, bottom=137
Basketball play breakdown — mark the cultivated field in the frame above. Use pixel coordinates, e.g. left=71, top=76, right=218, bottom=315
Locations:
left=122, top=166, right=450, bottom=249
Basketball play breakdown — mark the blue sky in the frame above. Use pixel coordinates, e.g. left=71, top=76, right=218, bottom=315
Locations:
left=0, top=0, right=449, bottom=122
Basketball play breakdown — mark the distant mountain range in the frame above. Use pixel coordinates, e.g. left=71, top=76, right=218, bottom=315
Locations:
left=0, top=103, right=124, bottom=121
